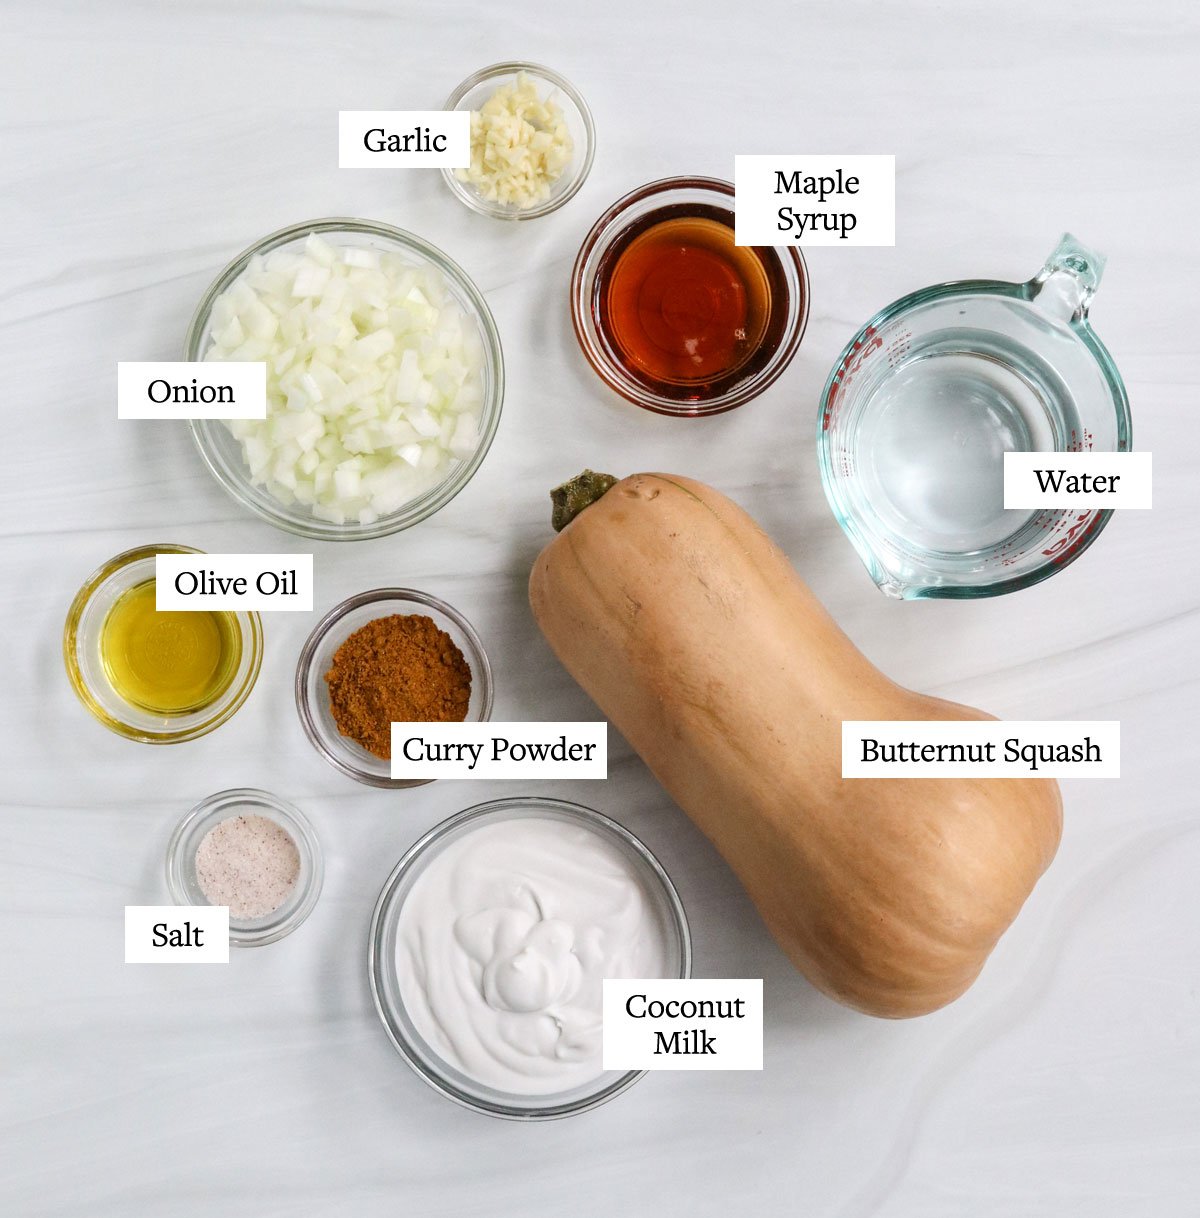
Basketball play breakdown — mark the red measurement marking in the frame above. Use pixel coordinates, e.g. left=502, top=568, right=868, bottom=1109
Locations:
left=1042, top=509, right=1101, bottom=564
left=823, top=325, right=883, bottom=431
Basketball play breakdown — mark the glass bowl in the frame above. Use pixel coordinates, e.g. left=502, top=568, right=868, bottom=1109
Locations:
left=185, top=218, right=504, bottom=541
left=166, top=788, right=323, bottom=948
left=571, top=177, right=810, bottom=416
left=440, top=61, right=595, bottom=220
left=817, top=234, right=1132, bottom=599
left=368, top=797, right=692, bottom=1120
left=63, top=544, right=263, bottom=745
left=295, top=588, right=493, bottom=788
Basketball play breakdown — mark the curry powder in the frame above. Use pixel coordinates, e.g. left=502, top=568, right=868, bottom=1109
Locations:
left=324, top=614, right=472, bottom=760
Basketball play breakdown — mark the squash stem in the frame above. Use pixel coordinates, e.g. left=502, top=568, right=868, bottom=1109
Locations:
left=550, top=470, right=617, bottom=532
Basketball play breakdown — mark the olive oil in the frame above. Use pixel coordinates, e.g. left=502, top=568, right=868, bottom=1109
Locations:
left=100, top=580, right=241, bottom=715
left=594, top=203, right=791, bottom=400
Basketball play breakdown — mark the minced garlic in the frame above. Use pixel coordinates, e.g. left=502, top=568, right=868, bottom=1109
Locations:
left=455, top=72, right=574, bottom=210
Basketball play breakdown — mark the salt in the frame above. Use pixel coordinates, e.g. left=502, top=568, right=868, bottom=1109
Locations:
left=194, top=814, right=301, bottom=921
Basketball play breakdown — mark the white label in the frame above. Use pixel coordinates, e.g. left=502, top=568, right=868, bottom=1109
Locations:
left=603, top=980, right=763, bottom=1071
left=1004, top=451, right=1152, bottom=509
left=117, top=361, right=265, bottom=420
left=390, top=722, right=607, bottom=780
left=338, top=111, right=471, bottom=168
left=734, top=155, right=895, bottom=246
left=125, top=906, right=229, bottom=963
left=155, top=554, right=314, bottom=612
left=842, top=721, right=1120, bottom=778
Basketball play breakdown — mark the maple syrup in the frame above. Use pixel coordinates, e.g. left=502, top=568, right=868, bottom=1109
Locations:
left=593, top=203, right=791, bottom=400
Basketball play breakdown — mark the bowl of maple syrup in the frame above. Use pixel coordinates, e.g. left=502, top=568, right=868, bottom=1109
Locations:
left=571, top=177, right=809, bottom=416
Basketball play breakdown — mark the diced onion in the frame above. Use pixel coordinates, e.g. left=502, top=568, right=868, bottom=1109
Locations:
left=206, top=232, right=485, bottom=524
left=454, top=72, right=574, bottom=210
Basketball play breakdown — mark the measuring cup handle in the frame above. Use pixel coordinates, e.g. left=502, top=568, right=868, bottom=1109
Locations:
left=1029, top=233, right=1107, bottom=323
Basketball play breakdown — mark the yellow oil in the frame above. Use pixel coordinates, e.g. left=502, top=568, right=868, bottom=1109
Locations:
left=100, top=580, right=241, bottom=715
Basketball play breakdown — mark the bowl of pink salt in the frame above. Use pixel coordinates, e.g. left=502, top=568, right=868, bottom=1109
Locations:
left=167, top=788, right=323, bottom=947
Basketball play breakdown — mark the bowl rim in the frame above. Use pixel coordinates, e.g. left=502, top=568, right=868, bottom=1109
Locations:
left=165, top=787, right=324, bottom=947
left=570, top=175, right=810, bottom=416
left=294, top=587, right=494, bottom=788
left=439, top=60, right=596, bottom=221
left=185, top=217, right=504, bottom=541
left=62, top=543, right=263, bottom=744
left=367, top=796, right=693, bottom=1120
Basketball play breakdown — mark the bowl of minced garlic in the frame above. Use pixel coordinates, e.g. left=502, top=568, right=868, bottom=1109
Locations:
left=441, top=62, right=595, bottom=219
left=295, top=588, right=494, bottom=788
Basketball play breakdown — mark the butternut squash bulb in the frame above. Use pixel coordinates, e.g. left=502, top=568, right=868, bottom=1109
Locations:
left=529, top=472, right=1062, bottom=1018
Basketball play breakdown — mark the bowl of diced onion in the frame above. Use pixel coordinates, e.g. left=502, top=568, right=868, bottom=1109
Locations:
left=185, top=218, right=504, bottom=541
left=441, top=62, right=595, bottom=220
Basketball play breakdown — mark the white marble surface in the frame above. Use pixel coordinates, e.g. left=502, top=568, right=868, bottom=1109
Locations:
left=4, top=1, right=1198, bottom=1214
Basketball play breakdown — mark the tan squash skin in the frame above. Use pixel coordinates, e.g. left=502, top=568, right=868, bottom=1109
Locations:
left=529, top=473, right=1062, bottom=1018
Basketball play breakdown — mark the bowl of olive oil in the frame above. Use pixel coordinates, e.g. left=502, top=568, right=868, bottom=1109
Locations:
left=64, top=545, right=262, bottom=744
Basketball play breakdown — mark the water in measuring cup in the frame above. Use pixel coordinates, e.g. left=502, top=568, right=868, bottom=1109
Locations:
left=855, top=331, right=1077, bottom=556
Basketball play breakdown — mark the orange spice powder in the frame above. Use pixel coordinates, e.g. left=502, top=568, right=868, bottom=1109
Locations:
left=324, top=614, right=472, bottom=760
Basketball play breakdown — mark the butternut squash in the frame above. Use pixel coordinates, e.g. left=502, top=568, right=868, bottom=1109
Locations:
left=529, top=472, right=1062, bottom=1018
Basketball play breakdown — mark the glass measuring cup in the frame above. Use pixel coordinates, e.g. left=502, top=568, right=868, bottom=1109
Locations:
left=818, top=235, right=1131, bottom=598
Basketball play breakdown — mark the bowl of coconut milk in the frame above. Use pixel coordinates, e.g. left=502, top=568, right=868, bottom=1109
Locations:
left=368, top=797, right=691, bottom=1119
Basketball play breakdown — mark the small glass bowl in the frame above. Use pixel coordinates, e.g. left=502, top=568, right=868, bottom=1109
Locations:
left=440, top=61, right=595, bottom=220
left=63, top=544, right=263, bottom=745
left=295, top=588, right=493, bottom=788
left=571, top=176, right=810, bottom=416
left=185, top=218, right=504, bottom=541
left=368, top=797, right=692, bottom=1120
left=166, top=788, right=323, bottom=948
